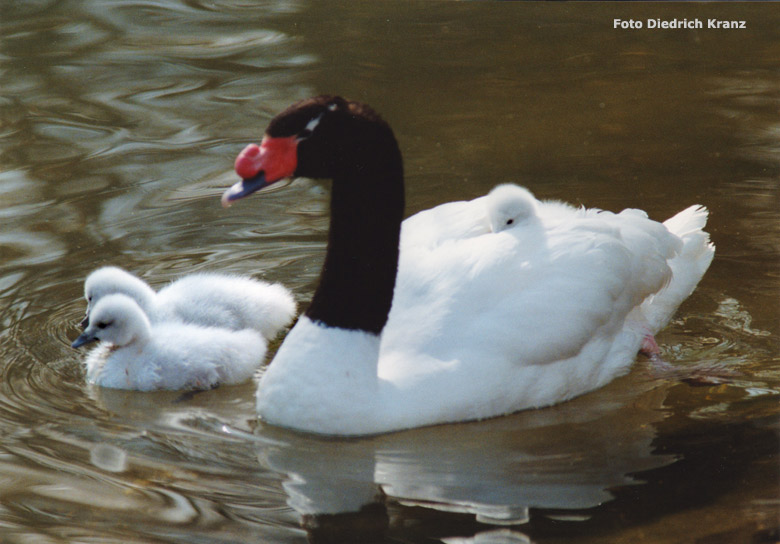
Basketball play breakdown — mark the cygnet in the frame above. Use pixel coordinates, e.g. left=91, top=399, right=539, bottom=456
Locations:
left=485, top=184, right=539, bottom=233
left=72, top=294, right=266, bottom=391
left=81, top=267, right=296, bottom=340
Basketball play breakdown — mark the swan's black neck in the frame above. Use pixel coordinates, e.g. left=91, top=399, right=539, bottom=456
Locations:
left=304, top=136, right=405, bottom=334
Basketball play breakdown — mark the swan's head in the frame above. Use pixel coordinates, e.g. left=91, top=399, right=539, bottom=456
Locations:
left=72, top=294, right=151, bottom=349
left=485, top=184, right=538, bottom=233
left=81, top=267, right=154, bottom=329
left=222, top=95, right=396, bottom=206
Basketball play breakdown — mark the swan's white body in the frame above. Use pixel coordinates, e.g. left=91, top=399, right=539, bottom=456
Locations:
left=75, top=294, right=266, bottom=391
left=83, top=267, right=295, bottom=340
left=257, top=187, right=714, bottom=435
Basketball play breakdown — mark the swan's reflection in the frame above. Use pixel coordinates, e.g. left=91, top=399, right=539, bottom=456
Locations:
left=256, top=371, right=671, bottom=540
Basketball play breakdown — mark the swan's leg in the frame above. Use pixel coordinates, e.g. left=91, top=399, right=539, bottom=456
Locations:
left=642, top=331, right=739, bottom=386
left=640, top=332, right=660, bottom=356
left=639, top=331, right=676, bottom=370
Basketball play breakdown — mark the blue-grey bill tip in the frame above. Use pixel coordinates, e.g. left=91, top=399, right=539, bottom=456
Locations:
left=221, top=173, right=269, bottom=208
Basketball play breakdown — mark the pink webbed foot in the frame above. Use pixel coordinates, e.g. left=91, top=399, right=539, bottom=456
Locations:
left=640, top=332, right=674, bottom=370
left=640, top=333, right=661, bottom=357
left=641, top=331, right=741, bottom=386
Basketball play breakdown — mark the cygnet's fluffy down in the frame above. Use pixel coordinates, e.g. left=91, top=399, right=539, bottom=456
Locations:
left=81, top=267, right=296, bottom=340
left=72, top=294, right=266, bottom=391
left=485, top=184, right=539, bottom=233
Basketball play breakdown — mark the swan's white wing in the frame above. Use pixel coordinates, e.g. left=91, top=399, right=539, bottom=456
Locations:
left=381, top=199, right=684, bottom=381
left=401, top=196, right=490, bottom=250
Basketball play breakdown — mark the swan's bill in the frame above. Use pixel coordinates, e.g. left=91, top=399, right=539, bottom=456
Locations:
left=221, top=173, right=271, bottom=208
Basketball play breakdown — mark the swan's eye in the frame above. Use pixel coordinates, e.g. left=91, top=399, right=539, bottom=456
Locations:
left=506, top=219, right=514, bottom=226
left=297, top=113, right=325, bottom=141
left=87, top=296, right=93, bottom=302
left=96, top=320, right=112, bottom=330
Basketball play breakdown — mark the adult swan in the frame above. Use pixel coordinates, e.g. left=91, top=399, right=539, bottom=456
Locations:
left=222, top=96, right=714, bottom=436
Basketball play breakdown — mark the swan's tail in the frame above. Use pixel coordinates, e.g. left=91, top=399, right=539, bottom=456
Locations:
left=642, top=205, right=715, bottom=332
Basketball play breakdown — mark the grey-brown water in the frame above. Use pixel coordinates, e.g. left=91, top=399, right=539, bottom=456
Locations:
left=2, top=1, right=780, bottom=542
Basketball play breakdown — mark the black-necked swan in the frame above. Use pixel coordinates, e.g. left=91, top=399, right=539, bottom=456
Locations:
left=71, top=294, right=266, bottom=391
left=221, top=95, right=715, bottom=436
left=81, top=266, right=296, bottom=341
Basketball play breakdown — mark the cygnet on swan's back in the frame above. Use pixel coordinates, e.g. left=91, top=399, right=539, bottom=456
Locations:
left=71, top=294, right=266, bottom=391
left=485, top=184, right=539, bottom=233
left=81, top=267, right=296, bottom=340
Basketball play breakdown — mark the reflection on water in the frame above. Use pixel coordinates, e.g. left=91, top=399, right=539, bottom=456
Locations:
left=261, top=377, right=671, bottom=523
left=1, top=1, right=780, bottom=543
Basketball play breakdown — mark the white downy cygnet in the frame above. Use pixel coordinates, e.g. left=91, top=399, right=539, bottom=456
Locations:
left=81, top=267, right=296, bottom=341
left=485, top=184, right=539, bottom=233
left=72, top=293, right=266, bottom=391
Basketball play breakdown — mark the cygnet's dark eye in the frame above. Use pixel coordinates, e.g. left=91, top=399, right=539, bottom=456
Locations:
left=87, top=295, right=93, bottom=302
left=96, top=320, right=112, bottom=330
left=506, top=219, right=514, bottom=225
